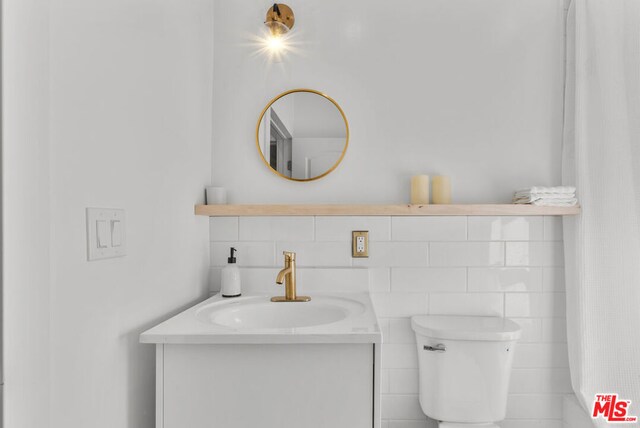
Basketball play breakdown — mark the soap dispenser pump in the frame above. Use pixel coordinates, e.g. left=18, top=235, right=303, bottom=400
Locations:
left=221, top=247, right=241, bottom=298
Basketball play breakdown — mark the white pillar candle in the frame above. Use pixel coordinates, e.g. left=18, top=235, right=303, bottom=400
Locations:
left=432, top=176, right=451, bottom=204
left=410, top=175, right=430, bottom=205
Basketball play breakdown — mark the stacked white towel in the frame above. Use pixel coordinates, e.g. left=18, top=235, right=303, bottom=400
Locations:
left=513, top=186, right=577, bottom=206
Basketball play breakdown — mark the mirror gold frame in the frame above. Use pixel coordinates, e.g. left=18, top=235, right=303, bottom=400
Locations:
left=255, top=89, right=350, bottom=182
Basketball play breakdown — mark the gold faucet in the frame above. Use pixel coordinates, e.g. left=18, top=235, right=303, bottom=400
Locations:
left=272, top=251, right=311, bottom=302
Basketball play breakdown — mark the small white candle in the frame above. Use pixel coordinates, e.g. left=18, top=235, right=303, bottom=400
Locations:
left=411, top=175, right=430, bottom=205
left=206, top=187, right=227, bottom=204
left=432, top=176, right=451, bottom=204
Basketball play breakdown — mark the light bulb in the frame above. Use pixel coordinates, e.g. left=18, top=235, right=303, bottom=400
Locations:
left=267, top=35, right=285, bottom=52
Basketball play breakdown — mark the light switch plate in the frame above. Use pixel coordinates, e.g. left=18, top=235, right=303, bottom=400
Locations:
left=86, top=208, right=126, bottom=261
left=352, top=231, right=369, bottom=258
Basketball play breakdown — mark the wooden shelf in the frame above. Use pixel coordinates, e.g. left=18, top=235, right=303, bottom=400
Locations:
left=195, top=204, right=580, bottom=217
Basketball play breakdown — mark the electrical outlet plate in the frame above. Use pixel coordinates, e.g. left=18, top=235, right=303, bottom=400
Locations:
left=352, top=231, right=369, bottom=258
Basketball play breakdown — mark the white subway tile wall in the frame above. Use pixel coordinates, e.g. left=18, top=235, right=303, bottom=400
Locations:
left=239, top=216, right=315, bottom=241
left=209, top=216, right=568, bottom=427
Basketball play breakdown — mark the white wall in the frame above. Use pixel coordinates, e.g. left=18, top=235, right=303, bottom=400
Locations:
left=3, top=1, right=569, bottom=426
left=2, top=0, right=51, bottom=426
left=47, top=1, right=214, bottom=427
left=211, top=2, right=569, bottom=426
left=209, top=215, right=570, bottom=428
left=212, top=0, right=565, bottom=203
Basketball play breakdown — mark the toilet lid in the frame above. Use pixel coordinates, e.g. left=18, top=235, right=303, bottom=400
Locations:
left=411, top=315, right=521, bottom=341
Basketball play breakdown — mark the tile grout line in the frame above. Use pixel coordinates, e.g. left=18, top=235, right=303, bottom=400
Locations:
left=465, top=266, right=469, bottom=292
left=312, top=216, right=316, bottom=242
left=465, top=215, right=469, bottom=240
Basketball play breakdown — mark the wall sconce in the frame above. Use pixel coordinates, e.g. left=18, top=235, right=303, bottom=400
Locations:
left=264, top=4, right=295, bottom=38
left=257, top=3, right=295, bottom=58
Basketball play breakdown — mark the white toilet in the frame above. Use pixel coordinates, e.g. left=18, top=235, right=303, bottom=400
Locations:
left=411, top=315, right=522, bottom=428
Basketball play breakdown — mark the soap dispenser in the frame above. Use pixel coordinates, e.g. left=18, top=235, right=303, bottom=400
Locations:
left=221, top=247, right=241, bottom=298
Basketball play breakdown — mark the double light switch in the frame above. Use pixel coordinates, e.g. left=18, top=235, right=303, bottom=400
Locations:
left=96, top=219, right=122, bottom=248
left=87, top=208, right=126, bottom=261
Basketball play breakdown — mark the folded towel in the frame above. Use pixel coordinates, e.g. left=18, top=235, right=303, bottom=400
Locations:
left=515, top=193, right=577, bottom=201
left=515, top=186, right=576, bottom=197
left=513, top=196, right=578, bottom=206
left=527, top=198, right=578, bottom=207
left=513, top=185, right=577, bottom=206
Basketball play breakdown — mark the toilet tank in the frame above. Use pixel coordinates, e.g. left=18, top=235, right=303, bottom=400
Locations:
left=411, top=315, right=521, bottom=424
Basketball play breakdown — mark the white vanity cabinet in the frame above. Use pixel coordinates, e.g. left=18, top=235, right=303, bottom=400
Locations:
left=141, top=293, right=382, bottom=428
left=156, top=343, right=376, bottom=428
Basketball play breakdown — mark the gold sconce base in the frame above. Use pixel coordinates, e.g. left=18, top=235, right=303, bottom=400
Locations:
left=265, top=3, right=295, bottom=36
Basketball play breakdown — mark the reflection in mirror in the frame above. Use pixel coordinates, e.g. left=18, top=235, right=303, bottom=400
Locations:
left=257, top=90, right=348, bottom=181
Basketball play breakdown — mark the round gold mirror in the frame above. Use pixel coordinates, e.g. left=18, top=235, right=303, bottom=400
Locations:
left=256, top=89, right=349, bottom=181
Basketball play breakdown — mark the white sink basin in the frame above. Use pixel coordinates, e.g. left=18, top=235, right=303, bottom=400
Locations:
left=195, top=295, right=366, bottom=329
left=140, top=291, right=380, bottom=345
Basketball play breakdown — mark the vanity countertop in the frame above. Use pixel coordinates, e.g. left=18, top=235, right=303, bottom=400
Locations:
left=140, top=292, right=382, bottom=345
